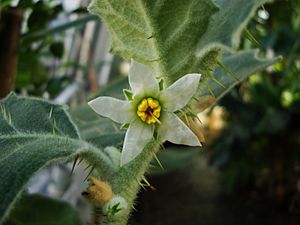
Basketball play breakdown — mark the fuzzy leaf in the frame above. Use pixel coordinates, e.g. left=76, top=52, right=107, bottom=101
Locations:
left=0, top=94, right=115, bottom=223
left=3, top=194, right=82, bottom=225
left=197, top=50, right=281, bottom=101
left=88, top=0, right=273, bottom=86
left=197, top=0, right=270, bottom=57
left=88, top=0, right=218, bottom=82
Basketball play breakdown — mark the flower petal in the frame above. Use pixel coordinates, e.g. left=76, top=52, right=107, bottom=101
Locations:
left=157, top=112, right=201, bottom=146
left=121, top=120, right=154, bottom=166
left=128, top=60, right=159, bottom=97
left=159, top=74, right=201, bottom=112
left=88, top=96, right=134, bottom=123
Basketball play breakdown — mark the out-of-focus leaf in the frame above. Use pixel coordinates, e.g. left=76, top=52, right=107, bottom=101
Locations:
left=0, top=0, right=13, bottom=10
left=50, top=41, right=64, bottom=59
left=3, top=194, right=83, bottom=225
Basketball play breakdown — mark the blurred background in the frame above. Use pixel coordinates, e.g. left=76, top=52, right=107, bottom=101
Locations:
left=0, top=0, right=300, bottom=224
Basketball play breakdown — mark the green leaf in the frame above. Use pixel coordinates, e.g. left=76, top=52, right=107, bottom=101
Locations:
left=88, top=0, right=218, bottom=82
left=3, top=194, right=83, bottom=225
left=0, top=94, right=116, bottom=223
left=0, top=0, right=13, bottom=10
left=196, top=0, right=271, bottom=57
left=88, top=0, right=275, bottom=87
left=198, top=50, right=281, bottom=101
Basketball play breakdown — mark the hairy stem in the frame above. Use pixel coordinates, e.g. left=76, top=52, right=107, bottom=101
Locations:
left=101, top=140, right=160, bottom=225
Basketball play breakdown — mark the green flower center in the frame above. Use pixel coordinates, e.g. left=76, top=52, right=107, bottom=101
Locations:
left=137, top=97, right=161, bottom=124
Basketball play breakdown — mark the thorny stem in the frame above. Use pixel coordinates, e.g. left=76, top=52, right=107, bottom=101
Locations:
left=98, top=140, right=160, bottom=225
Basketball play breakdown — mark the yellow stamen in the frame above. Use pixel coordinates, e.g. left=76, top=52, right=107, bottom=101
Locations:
left=137, top=111, right=147, bottom=121
left=152, top=105, right=161, bottom=118
left=148, top=98, right=160, bottom=109
left=137, top=97, right=161, bottom=124
left=137, top=99, right=148, bottom=112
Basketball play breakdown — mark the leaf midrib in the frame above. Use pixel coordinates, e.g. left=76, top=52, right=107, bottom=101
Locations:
left=0, top=134, right=87, bottom=164
left=136, top=0, right=167, bottom=78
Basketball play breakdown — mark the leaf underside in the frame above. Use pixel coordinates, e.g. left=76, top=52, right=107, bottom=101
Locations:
left=0, top=94, right=113, bottom=223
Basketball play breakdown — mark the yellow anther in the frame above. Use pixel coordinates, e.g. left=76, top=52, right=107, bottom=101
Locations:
left=152, top=106, right=161, bottom=118
left=146, top=117, right=156, bottom=124
left=148, top=98, right=159, bottom=109
left=137, top=97, right=161, bottom=124
left=137, top=99, right=148, bottom=112
left=137, top=111, right=147, bottom=121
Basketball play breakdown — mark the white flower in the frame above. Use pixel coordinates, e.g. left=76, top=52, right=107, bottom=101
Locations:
left=88, top=61, right=201, bottom=166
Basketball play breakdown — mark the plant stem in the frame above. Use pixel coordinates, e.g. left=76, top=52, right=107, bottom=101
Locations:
left=0, top=7, right=23, bottom=98
left=101, top=141, right=160, bottom=225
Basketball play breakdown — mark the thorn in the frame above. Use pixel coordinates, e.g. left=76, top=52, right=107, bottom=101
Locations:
left=138, top=180, right=147, bottom=190
left=52, top=118, right=57, bottom=135
left=212, top=76, right=226, bottom=89
left=77, top=158, right=84, bottom=166
left=7, top=112, right=12, bottom=124
left=84, top=164, right=92, bottom=171
left=70, top=157, right=78, bottom=175
left=159, top=143, right=165, bottom=151
left=84, top=166, right=95, bottom=181
left=217, top=60, right=240, bottom=81
left=142, top=176, right=151, bottom=186
left=192, top=96, right=199, bottom=102
left=244, top=28, right=261, bottom=48
left=191, top=112, right=202, bottom=124
left=142, top=176, right=156, bottom=191
left=180, top=110, right=190, bottom=127
left=153, top=138, right=165, bottom=151
left=152, top=151, right=164, bottom=170
left=206, top=84, right=215, bottom=97
left=148, top=57, right=161, bottom=62
left=49, top=107, right=53, bottom=119
left=131, top=204, right=137, bottom=212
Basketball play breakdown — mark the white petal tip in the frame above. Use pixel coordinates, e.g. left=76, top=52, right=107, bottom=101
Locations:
left=188, top=139, right=202, bottom=147
left=87, top=99, right=97, bottom=111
